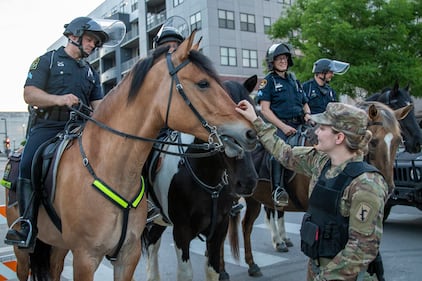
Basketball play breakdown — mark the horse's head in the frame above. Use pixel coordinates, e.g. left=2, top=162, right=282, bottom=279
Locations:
left=368, top=81, right=422, bottom=153
left=357, top=101, right=403, bottom=193
left=158, top=31, right=257, bottom=157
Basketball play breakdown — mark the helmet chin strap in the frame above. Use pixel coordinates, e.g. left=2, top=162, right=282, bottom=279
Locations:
left=69, top=38, right=90, bottom=58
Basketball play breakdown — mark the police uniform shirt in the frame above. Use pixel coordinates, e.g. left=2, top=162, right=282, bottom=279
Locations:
left=256, top=72, right=308, bottom=120
left=25, top=46, right=103, bottom=106
left=303, top=78, right=337, bottom=114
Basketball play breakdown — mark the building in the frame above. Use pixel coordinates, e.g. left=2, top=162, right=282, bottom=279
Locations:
left=50, top=0, right=292, bottom=94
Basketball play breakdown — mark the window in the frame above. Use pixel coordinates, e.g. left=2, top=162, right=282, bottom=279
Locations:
left=218, top=9, right=235, bottom=29
left=242, top=49, right=258, bottom=68
left=174, top=0, right=184, bottom=7
left=190, top=12, right=202, bottom=31
left=130, top=0, right=138, bottom=12
left=278, top=0, right=292, bottom=4
left=240, top=13, right=256, bottom=32
left=220, top=47, right=237, bottom=66
left=264, top=17, right=272, bottom=34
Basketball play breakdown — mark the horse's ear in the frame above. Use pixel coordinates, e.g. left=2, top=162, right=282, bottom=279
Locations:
left=405, top=83, right=411, bottom=92
left=175, top=30, right=197, bottom=61
left=368, top=104, right=379, bottom=120
left=244, top=75, right=258, bottom=93
left=395, top=104, right=414, bottom=121
left=191, top=36, right=202, bottom=51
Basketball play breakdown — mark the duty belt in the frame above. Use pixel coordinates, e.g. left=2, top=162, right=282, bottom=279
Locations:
left=281, top=115, right=303, bottom=124
left=36, top=106, right=70, bottom=122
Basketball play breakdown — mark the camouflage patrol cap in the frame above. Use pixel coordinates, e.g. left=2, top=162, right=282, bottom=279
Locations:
left=310, top=102, right=368, bottom=136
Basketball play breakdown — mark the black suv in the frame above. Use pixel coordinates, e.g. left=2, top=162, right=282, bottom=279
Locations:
left=387, top=151, right=422, bottom=219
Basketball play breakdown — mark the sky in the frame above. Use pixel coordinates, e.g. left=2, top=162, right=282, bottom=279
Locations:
left=0, top=0, right=105, bottom=112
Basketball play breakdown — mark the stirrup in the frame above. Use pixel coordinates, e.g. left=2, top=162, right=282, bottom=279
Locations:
left=147, top=200, right=161, bottom=224
left=4, top=217, right=33, bottom=248
left=230, top=202, right=244, bottom=216
left=272, top=186, right=289, bottom=207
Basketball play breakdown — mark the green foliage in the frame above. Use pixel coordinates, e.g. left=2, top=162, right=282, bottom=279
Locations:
left=269, top=0, right=422, bottom=97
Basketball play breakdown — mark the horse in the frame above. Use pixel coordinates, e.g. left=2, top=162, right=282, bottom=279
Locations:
left=366, top=81, right=422, bottom=153
left=141, top=75, right=259, bottom=281
left=5, top=30, right=258, bottom=281
left=224, top=101, right=409, bottom=277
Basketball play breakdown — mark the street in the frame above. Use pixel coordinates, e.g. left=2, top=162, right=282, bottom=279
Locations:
left=0, top=155, right=421, bottom=280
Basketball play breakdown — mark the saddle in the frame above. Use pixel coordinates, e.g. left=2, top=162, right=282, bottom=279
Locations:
left=254, top=124, right=315, bottom=183
left=2, top=127, right=82, bottom=231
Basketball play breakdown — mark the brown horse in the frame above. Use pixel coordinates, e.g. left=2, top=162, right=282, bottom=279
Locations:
left=5, top=30, right=257, bottom=281
left=227, top=101, right=409, bottom=277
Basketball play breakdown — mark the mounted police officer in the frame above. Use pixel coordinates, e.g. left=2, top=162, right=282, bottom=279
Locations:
left=303, top=58, right=349, bottom=114
left=4, top=17, right=124, bottom=249
left=236, top=100, right=388, bottom=281
left=256, top=43, right=311, bottom=207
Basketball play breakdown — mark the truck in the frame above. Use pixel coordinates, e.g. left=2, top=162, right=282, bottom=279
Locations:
left=386, top=151, right=422, bottom=220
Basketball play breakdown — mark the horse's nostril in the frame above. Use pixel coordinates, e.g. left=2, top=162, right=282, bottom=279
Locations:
left=246, top=129, right=257, bottom=139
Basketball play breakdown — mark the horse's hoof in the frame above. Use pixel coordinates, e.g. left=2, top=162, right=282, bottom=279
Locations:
left=248, top=263, right=263, bottom=277
left=275, top=242, right=289, bottom=252
left=284, top=238, right=294, bottom=247
left=219, top=271, right=230, bottom=281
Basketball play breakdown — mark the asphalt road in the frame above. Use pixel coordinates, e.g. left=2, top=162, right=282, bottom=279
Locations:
left=0, top=155, right=421, bottom=280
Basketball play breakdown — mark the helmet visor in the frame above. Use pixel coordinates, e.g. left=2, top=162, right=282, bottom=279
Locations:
left=94, top=19, right=126, bottom=47
left=330, top=60, right=350, bottom=75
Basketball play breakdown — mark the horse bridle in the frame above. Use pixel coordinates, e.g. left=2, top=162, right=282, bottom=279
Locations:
left=69, top=52, right=226, bottom=158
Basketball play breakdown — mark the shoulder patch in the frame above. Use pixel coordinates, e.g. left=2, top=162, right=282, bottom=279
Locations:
left=258, top=79, right=267, bottom=90
left=354, top=202, right=372, bottom=222
left=30, top=57, right=41, bottom=70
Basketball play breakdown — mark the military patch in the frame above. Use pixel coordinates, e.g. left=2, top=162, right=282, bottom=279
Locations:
left=30, top=57, right=40, bottom=70
left=354, top=202, right=372, bottom=222
left=258, top=79, right=267, bottom=89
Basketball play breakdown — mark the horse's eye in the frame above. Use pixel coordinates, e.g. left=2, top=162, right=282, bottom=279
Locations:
left=370, top=138, right=379, bottom=147
left=197, top=80, right=210, bottom=89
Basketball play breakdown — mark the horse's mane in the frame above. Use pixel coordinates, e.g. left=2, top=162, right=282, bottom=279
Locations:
left=357, top=101, right=401, bottom=136
left=127, top=47, right=222, bottom=102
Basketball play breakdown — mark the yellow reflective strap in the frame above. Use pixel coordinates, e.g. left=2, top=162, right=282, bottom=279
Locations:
left=131, top=176, right=145, bottom=208
left=93, top=179, right=129, bottom=208
left=0, top=179, right=11, bottom=189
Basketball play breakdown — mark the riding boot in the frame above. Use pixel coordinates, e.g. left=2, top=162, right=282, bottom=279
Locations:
left=4, top=178, right=38, bottom=249
left=270, top=158, right=289, bottom=207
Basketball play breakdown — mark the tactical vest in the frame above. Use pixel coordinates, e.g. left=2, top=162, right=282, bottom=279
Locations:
left=300, top=161, right=380, bottom=259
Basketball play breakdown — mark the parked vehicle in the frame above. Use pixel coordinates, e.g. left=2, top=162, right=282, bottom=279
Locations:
left=387, top=151, right=422, bottom=220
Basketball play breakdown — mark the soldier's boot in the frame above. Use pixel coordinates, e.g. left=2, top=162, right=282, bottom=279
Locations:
left=271, top=158, right=289, bottom=207
left=4, top=178, right=38, bottom=250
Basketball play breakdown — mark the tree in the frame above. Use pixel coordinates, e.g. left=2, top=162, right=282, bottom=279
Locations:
left=269, top=0, right=422, bottom=97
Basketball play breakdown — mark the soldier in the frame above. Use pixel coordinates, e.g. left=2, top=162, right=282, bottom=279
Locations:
left=303, top=58, right=349, bottom=114
left=235, top=100, right=388, bottom=281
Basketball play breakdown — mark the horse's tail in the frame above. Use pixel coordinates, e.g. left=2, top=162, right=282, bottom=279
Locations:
left=29, top=239, right=52, bottom=281
left=227, top=213, right=240, bottom=261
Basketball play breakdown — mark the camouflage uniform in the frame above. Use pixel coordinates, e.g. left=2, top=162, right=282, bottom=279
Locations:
left=252, top=103, right=388, bottom=281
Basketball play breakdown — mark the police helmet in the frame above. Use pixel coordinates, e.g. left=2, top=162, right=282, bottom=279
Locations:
left=153, top=16, right=189, bottom=49
left=312, top=58, right=350, bottom=75
left=64, top=17, right=109, bottom=47
left=266, top=43, right=294, bottom=71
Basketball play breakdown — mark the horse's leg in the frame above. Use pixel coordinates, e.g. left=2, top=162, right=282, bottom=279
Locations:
left=277, top=210, right=293, bottom=247
left=13, top=246, right=30, bottom=281
left=219, top=213, right=240, bottom=281
left=112, top=238, right=142, bottom=281
left=242, top=197, right=263, bottom=277
left=49, top=247, right=69, bottom=281
left=205, top=220, right=230, bottom=281
left=264, top=207, right=288, bottom=252
left=145, top=224, right=167, bottom=281
left=173, top=226, right=194, bottom=281
left=72, top=249, right=102, bottom=281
